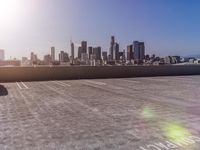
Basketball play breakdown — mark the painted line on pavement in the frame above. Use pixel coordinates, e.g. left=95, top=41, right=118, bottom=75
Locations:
left=52, top=81, right=71, bottom=87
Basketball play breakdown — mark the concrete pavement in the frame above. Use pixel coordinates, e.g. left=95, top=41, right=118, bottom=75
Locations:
left=1, top=76, right=200, bottom=149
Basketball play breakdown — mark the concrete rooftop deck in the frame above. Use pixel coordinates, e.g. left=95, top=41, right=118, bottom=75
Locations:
left=1, top=76, right=200, bottom=150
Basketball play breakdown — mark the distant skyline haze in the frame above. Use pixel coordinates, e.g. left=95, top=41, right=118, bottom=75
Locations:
left=0, top=0, right=200, bottom=59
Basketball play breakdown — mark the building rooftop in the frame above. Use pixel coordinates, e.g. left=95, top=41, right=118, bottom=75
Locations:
left=0, top=76, right=200, bottom=149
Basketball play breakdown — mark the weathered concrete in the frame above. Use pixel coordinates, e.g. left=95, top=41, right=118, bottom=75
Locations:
left=1, top=76, right=200, bottom=150
left=1, top=65, right=200, bottom=82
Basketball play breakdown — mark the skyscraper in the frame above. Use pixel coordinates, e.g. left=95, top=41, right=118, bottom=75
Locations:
left=113, top=42, right=119, bottom=60
left=44, top=54, right=51, bottom=65
left=92, top=47, right=101, bottom=60
left=81, top=41, right=87, bottom=54
left=78, top=47, right=82, bottom=59
left=127, top=45, right=133, bottom=61
left=30, top=52, right=37, bottom=65
left=133, top=41, right=145, bottom=63
left=139, top=42, right=145, bottom=60
left=109, top=36, right=115, bottom=60
left=59, top=51, right=69, bottom=62
left=70, top=41, right=74, bottom=60
left=0, top=49, right=5, bottom=60
left=51, top=47, right=55, bottom=61
left=88, top=46, right=93, bottom=60
left=102, top=51, right=108, bottom=61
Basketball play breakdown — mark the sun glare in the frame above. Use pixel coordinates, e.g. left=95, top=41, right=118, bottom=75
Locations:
left=0, top=0, right=22, bottom=25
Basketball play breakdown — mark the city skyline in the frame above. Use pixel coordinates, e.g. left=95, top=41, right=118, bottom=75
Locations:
left=1, top=0, right=200, bottom=59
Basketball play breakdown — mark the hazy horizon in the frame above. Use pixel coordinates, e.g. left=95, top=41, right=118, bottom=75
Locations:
left=0, top=0, right=200, bottom=59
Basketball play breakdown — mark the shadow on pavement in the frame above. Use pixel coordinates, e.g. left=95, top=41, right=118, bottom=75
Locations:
left=0, top=85, right=8, bottom=96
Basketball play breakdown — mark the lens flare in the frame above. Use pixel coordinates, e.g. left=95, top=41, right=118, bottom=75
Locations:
left=141, top=105, right=156, bottom=119
left=161, top=121, right=191, bottom=143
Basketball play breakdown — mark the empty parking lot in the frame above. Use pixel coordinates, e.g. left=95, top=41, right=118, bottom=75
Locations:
left=1, top=76, right=200, bottom=150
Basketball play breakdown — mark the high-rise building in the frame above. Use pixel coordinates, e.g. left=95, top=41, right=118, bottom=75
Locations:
left=51, top=47, right=55, bottom=61
left=109, top=36, right=115, bottom=60
left=127, top=45, right=133, bottom=61
left=133, top=41, right=145, bottom=61
left=81, top=41, right=87, bottom=54
left=59, top=51, right=69, bottom=62
left=118, top=52, right=124, bottom=60
left=139, top=42, right=145, bottom=60
left=70, top=41, right=74, bottom=60
left=0, top=49, right=5, bottom=60
left=88, top=46, right=93, bottom=60
left=44, top=54, right=52, bottom=65
left=81, top=53, right=88, bottom=62
left=30, top=52, right=38, bottom=65
left=123, top=49, right=126, bottom=61
left=102, top=51, right=108, bottom=61
left=92, top=47, right=101, bottom=60
left=78, top=47, right=82, bottom=59
left=113, top=42, right=119, bottom=60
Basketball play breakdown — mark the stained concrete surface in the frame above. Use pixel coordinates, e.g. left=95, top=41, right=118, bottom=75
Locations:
left=1, top=76, right=200, bottom=150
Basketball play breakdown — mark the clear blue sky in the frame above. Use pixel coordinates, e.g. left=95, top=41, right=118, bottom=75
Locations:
left=0, top=0, right=200, bottom=59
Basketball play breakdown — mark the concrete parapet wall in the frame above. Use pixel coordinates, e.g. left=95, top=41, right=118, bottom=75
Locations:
left=0, top=65, right=200, bottom=82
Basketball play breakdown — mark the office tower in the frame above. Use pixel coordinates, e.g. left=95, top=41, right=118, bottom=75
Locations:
left=127, top=45, right=133, bottom=61
left=0, top=49, right=5, bottom=60
left=113, top=42, right=119, bottom=60
left=92, top=47, right=101, bottom=60
left=59, top=51, right=69, bottom=62
left=81, top=53, right=88, bottom=62
left=44, top=54, right=52, bottom=65
left=78, top=47, right=82, bottom=59
left=102, top=51, right=108, bottom=61
left=118, top=52, right=124, bottom=60
left=70, top=41, right=74, bottom=60
left=51, top=47, right=55, bottom=61
left=59, top=51, right=64, bottom=62
left=30, top=52, right=38, bottom=64
left=81, top=41, right=87, bottom=54
left=133, top=41, right=145, bottom=60
left=88, top=46, right=93, bottom=60
left=31, top=52, right=37, bottom=62
left=133, top=41, right=140, bottom=60
left=139, top=42, right=145, bottom=60
left=109, top=36, right=115, bottom=60
left=123, top=49, right=126, bottom=61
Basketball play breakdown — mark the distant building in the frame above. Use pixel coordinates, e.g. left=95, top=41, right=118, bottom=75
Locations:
left=88, top=46, right=93, bottom=60
left=0, top=49, right=5, bottom=60
left=30, top=52, right=38, bottom=65
left=102, top=51, right=108, bottom=61
left=92, top=47, right=101, bottom=60
left=81, top=41, right=87, bottom=54
left=194, top=59, right=200, bottom=64
left=78, top=47, right=82, bottom=59
left=127, top=45, right=133, bottom=61
left=113, top=42, right=119, bottom=60
left=81, top=53, right=88, bottom=62
left=133, top=41, right=145, bottom=63
left=44, top=54, right=52, bottom=65
left=0, top=60, right=21, bottom=66
left=109, top=36, right=115, bottom=60
left=21, top=57, right=29, bottom=64
left=122, top=49, right=126, bottom=61
left=70, top=41, right=74, bottom=60
left=51, top=47, right=55, bottom=61
left=118, top=52, right=124, bottom=60
left=164, top=56, right=181, bottom=64
left=59, top=51, right=69, bottom=62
